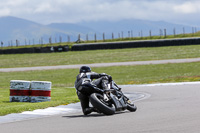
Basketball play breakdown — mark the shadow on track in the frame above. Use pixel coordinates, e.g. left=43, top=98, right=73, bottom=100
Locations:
left=63, top=113, right=105, bottom=118
left=63, top=111, right=128, bottom=119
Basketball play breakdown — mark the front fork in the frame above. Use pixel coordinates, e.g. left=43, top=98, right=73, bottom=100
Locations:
left=103, top=93, right=109, bottom=101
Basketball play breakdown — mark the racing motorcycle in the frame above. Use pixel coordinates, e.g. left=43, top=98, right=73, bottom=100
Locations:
left=88, top=81, right=137, bottom=115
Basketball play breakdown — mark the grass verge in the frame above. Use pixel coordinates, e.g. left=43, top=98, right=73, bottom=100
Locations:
left=1, top=45, right=200, bottom=68
left=1, top=62, right=200, bottom=116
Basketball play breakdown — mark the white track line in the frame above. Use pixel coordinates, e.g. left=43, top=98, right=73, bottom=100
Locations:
left=120, top=81, right=200, bottom=87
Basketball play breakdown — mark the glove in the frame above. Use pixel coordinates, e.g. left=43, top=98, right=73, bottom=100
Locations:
left=93, top=86, right=105, bottom=93
left=99, top=73, right=108, bottom=77
left=107, top=75, right=112, bottom=82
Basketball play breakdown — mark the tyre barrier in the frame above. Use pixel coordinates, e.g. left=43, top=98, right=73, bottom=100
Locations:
left=71, top=37, right=200, bottom=51
left=10, top=80, right=52, bottom=102
left=10, top=80, right=31, bottom=102
left=2, top=38, right=200, bottom=54
left=0, top=45, right=69, bottom=54
left=30, top=81, right=51, bottom=103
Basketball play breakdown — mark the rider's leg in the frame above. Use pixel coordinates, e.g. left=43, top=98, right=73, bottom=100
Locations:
left=78, top=92, right=93, bottom=115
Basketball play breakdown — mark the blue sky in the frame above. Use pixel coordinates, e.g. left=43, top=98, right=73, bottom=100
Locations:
left=0, top=0, right=199, bottom=26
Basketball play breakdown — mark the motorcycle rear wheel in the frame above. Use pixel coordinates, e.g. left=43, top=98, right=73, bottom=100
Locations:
left=90, top=93, right=115, bottom=115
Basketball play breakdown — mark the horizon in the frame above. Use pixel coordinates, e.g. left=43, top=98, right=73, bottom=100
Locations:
left=0, top=15, right=199, bottom=47
left=0, top=15, right=198, bottom=28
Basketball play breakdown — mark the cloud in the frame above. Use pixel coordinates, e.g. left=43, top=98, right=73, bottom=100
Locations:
left=0, top=0, right=199, bottom=26
left=0, top=8, right=10, bottom=16
left=34, top=3, right=60, bottom=13
left=2, top=0, right=27, bottom=6
left=173, top=1, right=200, bottom=14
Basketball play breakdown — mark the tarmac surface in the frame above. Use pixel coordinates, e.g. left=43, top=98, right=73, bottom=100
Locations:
left=1, top=58, right=200, bottom=72
left=1, top=82, right=200, bottom=133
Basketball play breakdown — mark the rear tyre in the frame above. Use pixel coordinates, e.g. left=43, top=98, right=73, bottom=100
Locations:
left=90, top=93, right=115, bottom=115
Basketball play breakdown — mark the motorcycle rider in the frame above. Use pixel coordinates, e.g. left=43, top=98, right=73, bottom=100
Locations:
left=75, top=66, right=112, bottom=115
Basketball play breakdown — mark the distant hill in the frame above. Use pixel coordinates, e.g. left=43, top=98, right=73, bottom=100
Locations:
left=0, top=16, right=58, bottom=45
left=0, top=16, right=96, bottom=46
left=47, top=23, right=96, bottom=34
left=78, top=19, right=195, bottom=37
left=0, top=16, right=197, bottom=46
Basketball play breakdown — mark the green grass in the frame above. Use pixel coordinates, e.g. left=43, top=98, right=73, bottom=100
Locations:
left=0, top=88, right=79, bottom=116
left=1, top=62, right=200, bottom=116
left=0, top=69, right=79, bottom=116
left=92, top=62, right=200, bottom=84
left=1, top=45, right=200, bottom=68
left=0, top=42, right=74, bottom=50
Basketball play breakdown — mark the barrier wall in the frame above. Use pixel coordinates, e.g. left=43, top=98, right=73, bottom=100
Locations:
left=2, top=38, right=200, bottom=54
left=71, top=37, right=200, bottom=51
left=0, top=45, right=69, bottom=54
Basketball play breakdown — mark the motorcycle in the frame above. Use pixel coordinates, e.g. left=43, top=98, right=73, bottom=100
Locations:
left=88, top=81, right=137, bottom=115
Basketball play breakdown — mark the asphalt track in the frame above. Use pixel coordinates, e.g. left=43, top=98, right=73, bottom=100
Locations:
left=1, top=58, right=200, bottom=72
left=1, top=82, right=200, bottom=133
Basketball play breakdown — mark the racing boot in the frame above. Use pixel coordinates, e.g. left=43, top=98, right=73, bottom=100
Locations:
left=91, top=107, right=101, bottom=114
left=83, top=107, right=93, bottom=115
left=84, top=107, right=101, bottom=115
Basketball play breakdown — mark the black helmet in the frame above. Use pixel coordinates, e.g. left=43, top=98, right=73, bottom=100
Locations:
left=79, top=66, right=91, bottom=73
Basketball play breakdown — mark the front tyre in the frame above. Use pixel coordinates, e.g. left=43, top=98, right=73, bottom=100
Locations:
left=127, top=103, right=137, bottom=112
left=90, top=93, right=115, bottom=115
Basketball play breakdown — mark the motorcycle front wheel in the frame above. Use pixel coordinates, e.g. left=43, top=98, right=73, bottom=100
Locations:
left=90, top=93, right=115, bottom=115
left=127, top=103, right=137, bottom=112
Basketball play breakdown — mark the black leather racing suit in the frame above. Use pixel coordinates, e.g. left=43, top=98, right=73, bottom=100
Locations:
left=75, top=72, right=110, bottom=115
